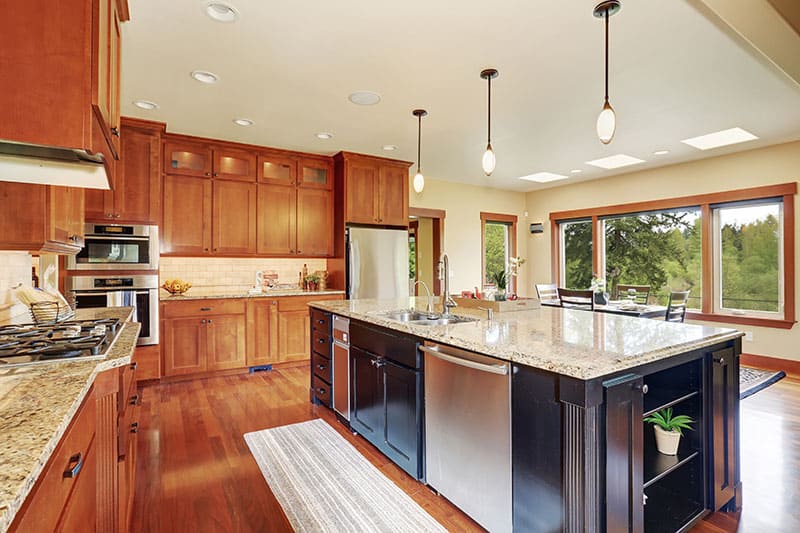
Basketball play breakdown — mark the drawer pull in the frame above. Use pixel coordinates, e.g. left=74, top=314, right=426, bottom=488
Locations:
left=317, top=319, right=324, bottom=324
left=317, top=388, right=326, bottom=395
left=131, top=422, right=139, bottom=434
left=63, top=453, right=83, bottom=478
left=200, top=307, right=212, bottom=311
left=715, top=357, right=725, bottom=364
left=130, top=394, right=140, bottom=405
left=130, top=362, right=138, bottom=371
left=316, top=364, right=325, bottom=370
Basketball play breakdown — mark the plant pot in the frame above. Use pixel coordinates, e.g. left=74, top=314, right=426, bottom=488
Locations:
left=594, top=291, right=609, bottom=305
left=494, top=291, right=506, bottom=301
left=653, top=425, right=682, bottom=455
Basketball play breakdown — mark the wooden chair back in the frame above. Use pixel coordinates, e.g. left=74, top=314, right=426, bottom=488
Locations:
left=535, top=283, right=559, bottom=303
left=666, top=290, right=690, bottom=323
left=557, top=288, right=595, bottom=310
left=616, top=284, right=651, bottom=304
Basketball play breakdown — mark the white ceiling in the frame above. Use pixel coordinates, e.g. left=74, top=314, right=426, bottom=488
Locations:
left=121, top=0, right=800, bottom=192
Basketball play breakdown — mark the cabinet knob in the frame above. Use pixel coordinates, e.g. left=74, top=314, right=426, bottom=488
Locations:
left=213, top=172, right=219, bottom=177
left=296, top=250, right=302, bottom=254
left=63, top=453, right=84, bottom=478
left=204, top=248, right=209, bottom=252
left=129, top=394, right=139, bottom=405
left=633, top=383, right=648, bottom=394
left=317, top=364, right=325, bottom=370
left=200, top=307, right=212, bottom=311
left=214, top=248, right=218, bottom=252
left=131, top=422, right=139, bottom=434
left=289, top=249, right=295, bottom=254
left=318, top=338, right=325, bottom=344
left=715, top=357, right=725, bottom=365
left=201, top=319, right=207, bottom=324
left=208, top=319, right=213, bottom=324
left=107, top=213, right=113, bottom=219
left=114, top=213, right=120, bottom=218
left=271, top=301, right=277, bottom=305
left=130, top=362, right=138, bottom=370
left=110, top=127, right=120, bottom=137
left=317, top=388, right=326, bottom=395
left=68, top=235, right=79, bottom=242
left=205, top=172, right=211, bottom=177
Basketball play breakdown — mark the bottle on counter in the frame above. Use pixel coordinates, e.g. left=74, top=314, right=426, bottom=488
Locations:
left=32, top=267, right=39, bottom=288
left=302, top=264, right=309, bottom=291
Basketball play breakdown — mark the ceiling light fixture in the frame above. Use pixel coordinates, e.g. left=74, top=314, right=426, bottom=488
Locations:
left=653, top=149, right=669, bottom=155
left=191, top=70, right=219, bottom=84
left=205, top=2, right=239, bottom=22
left=480, top=68, right=499, bottom=176
left=382, top=145, right=397, bottom=151
left=570, top=169, right=583, bottom=174
left=585, top=153, right=644, bottom=169
left=594, top=0, right=621, bottom=144
left=133, top=100, right=159, bottom=110
left=518, top=172, right=569, bottom=183
left=233, top=118, right=253, bottom=126
left=315, top=132, right=333, bottom=140
left=412, top=109, right=428, bottom=194
left=680, top=127, right=758, bottom=150
left=348, top=91, right=381, bottom=106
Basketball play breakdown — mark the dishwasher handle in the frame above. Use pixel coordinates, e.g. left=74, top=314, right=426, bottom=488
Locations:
left=420, top=345, right=508, bottom=375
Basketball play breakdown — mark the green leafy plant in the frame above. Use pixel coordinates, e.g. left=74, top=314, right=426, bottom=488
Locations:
left=491, top=269, right=507, bottom=291
left=305, top=274, right=321, bottom=284
left=644, top=407, right=694, bottom=435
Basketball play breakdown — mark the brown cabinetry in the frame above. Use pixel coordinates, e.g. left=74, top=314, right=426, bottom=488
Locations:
left=162, top=175, right=212, bottom=254
left=335, top=152, right=411, bottom=226
left=93, top=0, right=124, bottom=159
left=212, top=180, right=257, bottom=254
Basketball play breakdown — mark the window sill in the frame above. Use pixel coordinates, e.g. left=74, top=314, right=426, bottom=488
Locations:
left=685, top=311, right=796, bottom=330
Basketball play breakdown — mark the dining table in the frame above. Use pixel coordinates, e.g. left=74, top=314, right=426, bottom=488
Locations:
left=541, top=299, right=668, bottom=319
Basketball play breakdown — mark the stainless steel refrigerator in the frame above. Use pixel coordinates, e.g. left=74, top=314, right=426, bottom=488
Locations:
left=346, top=226, right=410, bottom=300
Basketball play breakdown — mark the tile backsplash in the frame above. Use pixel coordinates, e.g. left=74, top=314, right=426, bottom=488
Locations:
left=159, top=257, right=328, bottom=292
left=0, top=252, right=34, bottom=322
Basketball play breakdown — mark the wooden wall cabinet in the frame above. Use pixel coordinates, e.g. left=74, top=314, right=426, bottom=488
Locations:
left=164, top=139, right=257, bottom=182
left=334, top=151, right=411, bottom=227
left=162, top=174, right=212, bottom=255
left=257, top=181, right=333, bottom=257
left=85, top=118, right=164, bottom=223
left=212, top=180, right=257, bottom=254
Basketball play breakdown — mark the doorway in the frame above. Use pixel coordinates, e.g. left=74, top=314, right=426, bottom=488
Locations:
left=408, top=207, right=445, bottom=296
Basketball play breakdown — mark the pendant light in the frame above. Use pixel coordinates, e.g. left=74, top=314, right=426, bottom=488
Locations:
left=412, top=109, right=428, bottom=193
left=480, top=68, right=499, bottom=176
left=594, top=0, right=621, bottom=144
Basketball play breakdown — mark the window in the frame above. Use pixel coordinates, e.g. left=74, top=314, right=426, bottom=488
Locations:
left=549, top=183, right=796, bottom=329
left=714, top=200, right=783, bottom=316
left=481, top=212, right=517, bottom=290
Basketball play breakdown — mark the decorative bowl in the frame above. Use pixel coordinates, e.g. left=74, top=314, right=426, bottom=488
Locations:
left=161, top=279, right=192, bottom=296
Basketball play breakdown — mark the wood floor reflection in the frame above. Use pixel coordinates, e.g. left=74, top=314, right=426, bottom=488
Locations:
left=130, top=367, right=799, bottom=532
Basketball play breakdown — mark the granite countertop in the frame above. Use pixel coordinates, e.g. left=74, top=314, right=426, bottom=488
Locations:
left=309, top=298, right=744, bottom=381
left=159, top=287, right=345, bottom=301
left=0, top=307, right=138, bottom=532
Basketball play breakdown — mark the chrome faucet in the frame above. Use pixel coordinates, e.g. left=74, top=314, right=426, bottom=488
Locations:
left=439, top=252, right=457, bottom=317
left=413, top=280, right=435, bottom=314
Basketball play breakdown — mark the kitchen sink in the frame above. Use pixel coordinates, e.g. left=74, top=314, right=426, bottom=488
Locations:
left=381, top=310, right=479, bottom=326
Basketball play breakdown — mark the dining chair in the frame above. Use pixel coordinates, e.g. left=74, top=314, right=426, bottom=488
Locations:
left=557, top=288, right=595, bottom=310
left=665, top=290, right=690, bottom=323
left=535, top=283, right=559, bottom=303
left=616, top=284, right=651, bottom=304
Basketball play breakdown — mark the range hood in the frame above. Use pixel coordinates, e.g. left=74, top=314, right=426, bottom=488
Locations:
left=0, top=140, right=110, bottom=190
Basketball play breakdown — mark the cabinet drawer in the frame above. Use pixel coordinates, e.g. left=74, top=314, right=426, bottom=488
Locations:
left=162, top=298, right=245, bottom=318
left=118, top=361, right=137, bottom=415
left=312, top=351, right=331, bottom=382
left=311, top=309, right=331, bottom=333
left=312, top=374, right=331, bottom=407
left=278, top=294, right=342, bottom=312
left=312, top=330, right=331, bottom=358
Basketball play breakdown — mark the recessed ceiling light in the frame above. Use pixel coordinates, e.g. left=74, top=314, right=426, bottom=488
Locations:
left=382, top=145, right=397, bottom=151
left=348, top=91, right=381, bottom=106
left=680, top=127, right=758, bottom=150
left=653, top=150, right=670, bottom=155
left=233, top=118, right=253, bottom=126
left=518, top=172, right=569, bottom=183
left=191, top=70, right=219, bottom=84
left=316, top=132, right=333, bottom=140
left=205, top=2, right=239, bottom=22
left=570, top=169, right=582, bottom=174
left=133, top=100, right=159, bottom=110
left=585, top=154, right=645, bottom=170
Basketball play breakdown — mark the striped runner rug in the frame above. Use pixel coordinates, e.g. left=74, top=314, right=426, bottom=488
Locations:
left=244, top=419, right=446, bottom=533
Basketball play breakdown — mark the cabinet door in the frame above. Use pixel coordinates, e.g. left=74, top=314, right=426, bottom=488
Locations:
left=112, top=125, right=161, bottom=223
left=163, top=318, right=207, bottom=376
left=162, top=175, right=212, bottom=255
left=298, top=158, right=333, bottom=190
left=296, top=188, right=333, bottom=257
left=277, top=310, right=310, bottom=362
left=212, top=180, right=257, bottom=254
left=604, top=373, right=644, bottom=533
left=258, top=154, right=297, bottom=185
left=384, top=361, right=421, bottom=478
left=207, top=314, right=247, bottom=371
left=257, top=184, right=296, bottom=255
left=93, top=0, right=111, bottom=138
left=247, top=300, right=277, bottom=366
left=55, top=441, right=97, bottom=533
left=51, top=186, right=84, bottom=250
left=345, top=163, right=379, bottom=224
left=84, top=188, right=112, bottom=222
left=710, top=347, right=738, bottom=509
left=350, top=347, right=384, bottom=441
left=213, top=148, right=257, bottom=181
left=378, top=165, right=409, bottom=226
left=164, top=140, right=213, bottom=177
left=108, top=1, right=121, bottom=156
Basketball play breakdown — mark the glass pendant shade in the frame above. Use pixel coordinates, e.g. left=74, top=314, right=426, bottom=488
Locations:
left=596, top=101, right=616, bottom=144
left=482, top=143, right=496, bottom=175
left=413, top=171, right=425, bottom=193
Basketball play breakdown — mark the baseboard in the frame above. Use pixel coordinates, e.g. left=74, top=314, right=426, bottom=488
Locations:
left=741, top=353, right=800, bottom=379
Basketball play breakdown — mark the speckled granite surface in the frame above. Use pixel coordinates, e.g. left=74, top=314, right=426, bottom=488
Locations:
left=0, top=307, right=138, bottom=532
left=159, top=288, right=345, bottom=301
left=309, top=298, right=744, bottom=381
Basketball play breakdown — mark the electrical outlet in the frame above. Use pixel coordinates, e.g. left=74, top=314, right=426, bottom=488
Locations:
left=743, top=330, right=754, bottom=342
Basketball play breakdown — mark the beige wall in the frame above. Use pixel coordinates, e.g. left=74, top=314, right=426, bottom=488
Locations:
left=525, top=140, right=800, bottom=362
left=0, top=252, right=33, bottom=322
left=410, top=177, right=529, bottom=297
left=415, top=217, right=435, bottom=292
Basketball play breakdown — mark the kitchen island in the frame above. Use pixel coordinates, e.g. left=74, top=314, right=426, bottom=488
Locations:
left=308, top=298, right=743, bottom=533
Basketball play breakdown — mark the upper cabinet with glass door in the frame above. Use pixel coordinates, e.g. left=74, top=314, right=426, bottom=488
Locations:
left=298, top=158, right=334, bottom=190
left=258, top=154, right=297, bottom=186
left=213, top=148, right=256, bottom=181
left=164, top=140, right=213, bottom=177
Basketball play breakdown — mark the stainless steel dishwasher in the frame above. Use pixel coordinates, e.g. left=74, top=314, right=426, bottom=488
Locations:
left=332, top=316, right=350, bottom=420
left=421, top=342, right=512, bottom=533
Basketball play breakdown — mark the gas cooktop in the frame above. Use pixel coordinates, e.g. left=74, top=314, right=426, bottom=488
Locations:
left=0, top=318, right=121, bottom=367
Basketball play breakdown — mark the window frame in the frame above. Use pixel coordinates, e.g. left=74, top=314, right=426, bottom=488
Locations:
left=549, top=182, right=796, bottom=329
left=558, top=217, right=593, bottom=288
left=480, top=212, right=518, bottom=292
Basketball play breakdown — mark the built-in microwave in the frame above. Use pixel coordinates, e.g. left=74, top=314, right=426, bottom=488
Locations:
left=67, top=224, right=159, bottom=270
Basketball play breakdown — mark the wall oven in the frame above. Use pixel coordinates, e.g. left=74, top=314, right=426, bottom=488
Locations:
left=67, top=275, right=159, bottom=346
left=67, top=224, right=159, bottom=270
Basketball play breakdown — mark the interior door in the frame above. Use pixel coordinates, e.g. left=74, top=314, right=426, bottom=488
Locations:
left=350, top=346, right=383, bottom=440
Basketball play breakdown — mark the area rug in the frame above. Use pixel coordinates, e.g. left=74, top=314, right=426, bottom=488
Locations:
left=740, top=366, right=786, bottom=399
left=244, top=419, right=446, bottom=533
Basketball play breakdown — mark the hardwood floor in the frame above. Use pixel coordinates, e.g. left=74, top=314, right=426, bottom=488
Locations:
left=131, top=368, right=800, bottom=532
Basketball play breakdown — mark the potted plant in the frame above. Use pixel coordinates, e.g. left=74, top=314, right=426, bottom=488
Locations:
left=590, top=275, right=608, bottom=305
left=644, top=407, right=694, bottom=455
left=491, top=270, right=507, bottom=301
left=305, top=273, right=321, bottom=291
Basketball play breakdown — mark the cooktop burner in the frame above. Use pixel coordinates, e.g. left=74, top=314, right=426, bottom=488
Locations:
left=0, top=318, right=120, bottom=367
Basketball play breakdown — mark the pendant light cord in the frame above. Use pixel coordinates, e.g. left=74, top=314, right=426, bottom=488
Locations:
left=417, top=114, right=422, bottom=174
left=487, top=76, right=492, bottom=145
left=604, top=10, right=609, bottom=102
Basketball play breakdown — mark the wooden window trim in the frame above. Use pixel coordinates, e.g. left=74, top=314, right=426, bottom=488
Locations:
left=480, top=212, right=518, bottom=291
left=549, top=182, right=797, bottom=329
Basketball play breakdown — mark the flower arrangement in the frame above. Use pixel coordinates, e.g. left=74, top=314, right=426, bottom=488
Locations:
left=590, top=275, right=606, bottom=294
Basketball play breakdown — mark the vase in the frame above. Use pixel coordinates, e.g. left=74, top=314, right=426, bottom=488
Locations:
left=594, top=292, right=609, bottom=305
left=494, top=291, right=507, bottom=301
left=653, top=425, right=682, bottom=455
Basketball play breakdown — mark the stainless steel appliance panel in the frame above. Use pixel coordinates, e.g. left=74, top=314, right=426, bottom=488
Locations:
left=423, top=343, right=512, bottom=533
left=67, top=224, right=159, bottom=270
left=347, top=227, right=409, bottom=300
left=332, top=315, right=350, bottom=420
